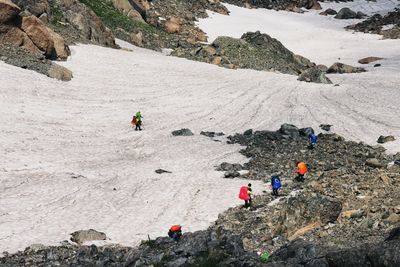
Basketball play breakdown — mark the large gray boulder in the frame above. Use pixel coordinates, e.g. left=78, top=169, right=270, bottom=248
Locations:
left=298, top=67, right=332, bottom=84
left=70, top=229, right=107, bottom=245
left=171, top=128, right=194, bottom=136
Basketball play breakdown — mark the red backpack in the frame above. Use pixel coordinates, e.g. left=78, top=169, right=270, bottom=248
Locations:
left=131, top=116, right=136, bottom=125
left=239, top=186, right=249, bottom=200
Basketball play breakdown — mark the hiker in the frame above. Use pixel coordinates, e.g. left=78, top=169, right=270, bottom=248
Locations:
left=168, top=225, right=182, bottom=241
left=135, top=111, right=143, bottom=131
left=308, top=133, right=318, bottom=149
left=296, top=161, right=307, bottom=182
left=271, top=175, right=281, bottom=196
left=239, top=183, right=252, bottom=208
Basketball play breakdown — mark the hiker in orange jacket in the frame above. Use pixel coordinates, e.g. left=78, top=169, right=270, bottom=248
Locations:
left=296, top=161, right=307, bottom=182
left=168, top=225, right=182, bottom=241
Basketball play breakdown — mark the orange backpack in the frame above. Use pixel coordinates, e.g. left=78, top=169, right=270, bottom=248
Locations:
left=297, top=162, right=307, bottom=175
left=170, top=225, right=181, bottom=232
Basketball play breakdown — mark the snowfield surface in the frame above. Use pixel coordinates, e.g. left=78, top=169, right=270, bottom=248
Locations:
left=1, top=2, right=400, bottom=253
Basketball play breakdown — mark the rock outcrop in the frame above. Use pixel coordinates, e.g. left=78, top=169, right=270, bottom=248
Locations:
left=0, top=0, right=21, bottom=23
left=222, top=0, right=321, bottom=12
left=298, top=67, right=332, bottom=84
left=0, top=43, right=72, bottom=81
left=335, top=7, right=366, bottom=19
left=327, top=62, right=366, bottom=74
left=0, top=1, right=70, bottom=60
left=0, top=124, right=399, bottom=265
left=346, top=8, right=400, bottom=39
left=173, top=31, right=313, bottom=75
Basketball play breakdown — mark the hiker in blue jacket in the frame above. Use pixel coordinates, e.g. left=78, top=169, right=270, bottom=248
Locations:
left=308, top=133, right=318, bottom=149
left=271, top=175, right=281, bottom=196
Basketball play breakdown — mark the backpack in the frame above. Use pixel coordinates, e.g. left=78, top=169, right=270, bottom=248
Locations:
left=272, top=176, right=281, bottom=189
left=310, top=134, right=318, bottom=144
left=131, top=116, right=136, bottom=125
left=239, top=186, right=249, bottom=200
left=170, top=225, right=181, bottom=232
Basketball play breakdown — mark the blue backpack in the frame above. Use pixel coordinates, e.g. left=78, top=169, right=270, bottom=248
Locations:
left=309, top=134, right=318, bottom=144
left=271, top=176, right=281, bottom=189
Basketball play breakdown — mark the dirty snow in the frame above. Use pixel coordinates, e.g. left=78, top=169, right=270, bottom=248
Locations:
left=1, top=0, right=400, bottom=254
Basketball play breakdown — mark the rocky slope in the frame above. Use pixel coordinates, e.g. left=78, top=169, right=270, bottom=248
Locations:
left=346, top=8, right=400, bottom=39
left=173, top=31, right=332, bottom=83
left=222, top=0, right=321, bottom=12
left=1, top=125, right=399, bottom=266
left=220, top=125, right=400, bottom=252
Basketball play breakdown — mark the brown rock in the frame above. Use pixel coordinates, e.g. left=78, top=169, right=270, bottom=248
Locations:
left=327, top=62, right=366, bottom=74
left=341, top=209, right=365, bottom=219
left=211, top=56, right=222, bottom=65
left=385, top=213, right=400, bottom=224
left=288, top=221, right=321, bottom=241
left=202, top=46, right=216, bottom=56
left=20, top=15, right=54, bottom=56
left=0, top=0, right=21, bottom=23
left=48, top=63, right=73, bottom=81
left=358, top=57, right=383, bottom=64
left=164, top=18, right=181, bottom=34
left=48, top=29, right=70, bottom=60
left=0, top=26, right=40, bottom=54
left=130, top=31, right=144, bottom=47
left=379, top=174, right=391, bottom=185
left=112, top=0, right=145, bottom=22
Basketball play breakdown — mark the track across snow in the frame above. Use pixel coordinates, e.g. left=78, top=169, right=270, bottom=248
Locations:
left=1, top=1, right=400, bottom=253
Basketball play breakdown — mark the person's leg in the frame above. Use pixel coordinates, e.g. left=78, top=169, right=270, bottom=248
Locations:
left=300, top=174, right=304, bottom=182
left=244, top=200, right=249, bottom=208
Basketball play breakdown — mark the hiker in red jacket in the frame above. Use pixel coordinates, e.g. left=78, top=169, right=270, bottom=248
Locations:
left=239, top=183, right=252, bottom=208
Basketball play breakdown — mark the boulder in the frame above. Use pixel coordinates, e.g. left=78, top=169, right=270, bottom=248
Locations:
left=171, top=128, right=194, bottom=136
left=48, top=29, right=70, bottom=60
left=164, top=18, right=181, bottom=33
left=112, top=0, right=145, bottom=22
left=217, top=162, right=243, bottom=172
left=298, top=67, right=332, bottom=84
left=12, top=0, right=49, bottom=17
left=48, top=63, right=73, bottom=81
left=0, top=0, right=21, bottom=23
left=224, top=170, right=240, bottom=178
left=299, top=127, right=315, bottom=136
left=155, top=169, right=172, bottom=174
left=200, top=131, right=224, bottom=138
left=377, top=135, right=395, bottom=144
left=365, top=158, right=384, bottom=168
left=0, top=26, right=40, bottom=54
left=279, top=123, right=300, bottom=138
left=327, top=62, right=366, bottom=74
left=130, top=31, right=144, bottom=47
left=70, top=229, right=107, bottom=245
left=358, top=56, right=383, bottom=64
left=334, top=8, right=358, bottom=19
left=320, top=8, right=337, bottom=16
left=319, top=124, right=332, bottom=132
left=20, top=15, right=54, bottom=57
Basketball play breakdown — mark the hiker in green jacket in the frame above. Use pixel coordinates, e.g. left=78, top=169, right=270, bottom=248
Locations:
left=135, top=111, right=143, bottom=131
